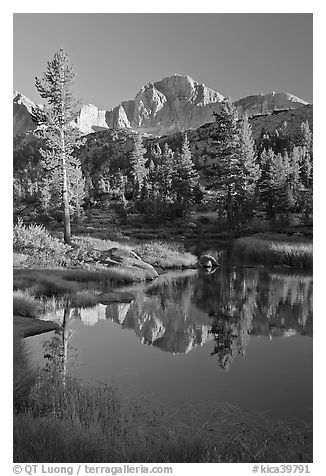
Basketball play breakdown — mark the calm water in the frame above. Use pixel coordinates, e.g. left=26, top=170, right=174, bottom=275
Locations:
left=26, top=263, right=313, bottom=423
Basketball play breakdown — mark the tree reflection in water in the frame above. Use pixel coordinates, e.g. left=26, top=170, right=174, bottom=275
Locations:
left=40, top=266, right=313, bottom=373
left=110, top=265, right=312, bottom=370
left=43, top=306, right=77, bottom=378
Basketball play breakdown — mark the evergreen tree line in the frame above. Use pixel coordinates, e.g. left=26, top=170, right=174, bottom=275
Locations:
left=255, top=117, right=313, bottom=223
left=115, top=133, right=203, bottom=220
left=206, top=99, right=313, bottom=224
left=13, top=48, right=313, bottom=234
left=86, top=99, right=313, bottom=225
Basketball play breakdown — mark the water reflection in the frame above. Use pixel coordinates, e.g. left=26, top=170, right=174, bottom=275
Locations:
left=42, top=306, right=73, bottom=377
left=42, top=267, right=312, bottom=372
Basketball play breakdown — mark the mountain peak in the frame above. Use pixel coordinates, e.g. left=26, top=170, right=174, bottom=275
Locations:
left=13, top=91, right=36, bottom=111
left=234, top=91, right=309, bottom=116
left=13, top=79, right=311, bottom=138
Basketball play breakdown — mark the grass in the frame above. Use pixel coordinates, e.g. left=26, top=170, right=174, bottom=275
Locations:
left=232, top=233, right=313, bottom=269
left=134, top=241, right=197, bottom=269
left=13, top=291, right=41, bottom=318
left=63, top=267, right=148, bottom=284
left=13, top=355, right=312, bottom=463
left=68, top=290, right=100, bottom=308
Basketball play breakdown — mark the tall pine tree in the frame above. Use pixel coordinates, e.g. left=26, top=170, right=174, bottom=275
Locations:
left=211, top=99, right=241, bottom=223
left=296, top=121, right=313, bottom=189
left=259, top=149, right=293, bottom=219
left=235, top=114, right=261, bottom=221
left=33, top=48, right=85, bottom=244
left=129, top=133, right=147, bottom=197
left=172, top=133, right=199, bottom=208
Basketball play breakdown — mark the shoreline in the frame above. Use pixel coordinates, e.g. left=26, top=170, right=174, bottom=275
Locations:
left=14, top=315, right=58, bottom=338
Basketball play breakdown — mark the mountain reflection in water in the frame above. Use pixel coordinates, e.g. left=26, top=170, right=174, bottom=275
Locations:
left=42, top=266, right=312, bottom=372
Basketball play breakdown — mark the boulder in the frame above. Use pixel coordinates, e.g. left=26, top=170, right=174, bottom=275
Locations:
left=99, top=247, right=159, bottom=280
left=198, top=254, right=219, bottom=269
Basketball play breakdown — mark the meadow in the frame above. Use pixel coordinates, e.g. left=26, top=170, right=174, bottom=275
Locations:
left=232, top=233, right=313, bottom=269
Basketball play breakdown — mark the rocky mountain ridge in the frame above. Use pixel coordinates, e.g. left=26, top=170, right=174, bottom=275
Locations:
left=13, top=74, right=311, bottom=138
left=76, top=104, right=312, bottom=173
left=13, top=91, right=40, bottom=138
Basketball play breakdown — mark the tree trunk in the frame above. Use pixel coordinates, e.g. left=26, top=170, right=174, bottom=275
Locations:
left=61, top=131, right=71, bottom=245
left=60, top=74, right=71, bottom=245
left=227, top=185, right=233, bottom=223
left=63, top=170, right=71, bottom=244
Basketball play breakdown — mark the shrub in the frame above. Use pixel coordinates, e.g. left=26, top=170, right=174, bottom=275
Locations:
left=13, top=291, right=41, bottom=317
left=13, top=219, right=71, bottom=266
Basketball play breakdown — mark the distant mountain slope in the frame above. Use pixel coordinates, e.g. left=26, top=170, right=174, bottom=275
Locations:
left=13, top=75, right=311, bottom=138
left=143, top=104, right=313, bottom=167
left=76, top=103, right=312, bottom=176
left=104, top=74, right=225, bottom=136
left=248, top=104, right=313, bottom=139
left=13, top=91, right=38, bottom=137
left=234, top=92, right=308, bottom=117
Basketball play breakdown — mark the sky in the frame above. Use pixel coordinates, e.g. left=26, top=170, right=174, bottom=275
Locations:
left=14, top=13, right=313, bottom=112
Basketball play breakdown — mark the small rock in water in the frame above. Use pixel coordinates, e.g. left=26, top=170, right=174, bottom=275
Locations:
left=198, top=254, right=219, bottom=268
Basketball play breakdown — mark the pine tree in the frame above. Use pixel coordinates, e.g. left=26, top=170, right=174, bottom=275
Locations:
left=156, top=143, right=174, bottom=215
left=173, top=133, right=199, bottom=207
left=288, top=147, right=302, bottom=202
left=33, top=48, right=85, bottom=244
left=259, top=149, right=293, bottom=219
left=129, top=133, right=147, bottom=197
left=235, top=114, right=260, bottom=220
left=211, top=99, right=241, bottom=222
left=297, top=121, right=313, bottom=152
left=296, top=121, right=313, bottom=189
left=210, top=100, right=261, bottom=223
left=68, top=159, right=86, bottom=222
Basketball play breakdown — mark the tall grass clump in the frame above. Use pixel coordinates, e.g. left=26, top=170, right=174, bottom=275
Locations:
left=134, top=241, right=197, bottom=269
left=233, top=234, right=313, bottom=269
left=13, top=291, right=41, bottom=317
left=13, top=219, right=72, bottom=266
left=13, top=270, right=79, bottom=298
